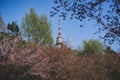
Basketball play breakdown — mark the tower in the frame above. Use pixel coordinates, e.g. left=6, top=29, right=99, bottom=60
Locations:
left=56, top=16, right=63, bottom=48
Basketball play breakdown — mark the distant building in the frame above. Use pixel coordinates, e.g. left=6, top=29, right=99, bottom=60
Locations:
left=55, top=17, right=63, bottom=48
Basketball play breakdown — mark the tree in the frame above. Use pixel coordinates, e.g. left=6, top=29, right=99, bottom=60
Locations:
left=0, top=37, right=119, bottom=80
left=104, top=47, right=120, bottom=80
left=0, top=15, right=6, bottom=32
left=51, top=0, right=120, bottom=47
left=7, top=21, right=20, bottom=36
left=83, top=39, right=104, bottom=56
left=22, top=8, right=53, bottom=45
left=74, top=46, right=83, bottom=56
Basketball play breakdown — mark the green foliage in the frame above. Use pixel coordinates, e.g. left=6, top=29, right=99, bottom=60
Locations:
left=21, top=8, right=53, bottom=45
left=7, top=21, right=20, bottom=36
left=75, top=39, right=104, bottom=56
left=104, top=47, right=116, bottom=55
left=74, top=46, right=83, bottom=56
left=83, top=39, right=104, bottom=56
left=0, top=20, right=20, bottom=43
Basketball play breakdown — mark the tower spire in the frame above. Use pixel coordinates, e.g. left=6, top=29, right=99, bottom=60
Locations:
left=69, top=33, right=72, bottom=48
left=56, top=16, right=63, bottom=48
left=58, top=16, right=60, bottom=26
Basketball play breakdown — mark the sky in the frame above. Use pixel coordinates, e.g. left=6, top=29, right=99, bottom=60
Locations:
left=0, top=0, right=117, bottom=51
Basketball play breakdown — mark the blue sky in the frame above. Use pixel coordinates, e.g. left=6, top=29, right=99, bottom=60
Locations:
left=0, top=0, right=117, bottom=51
